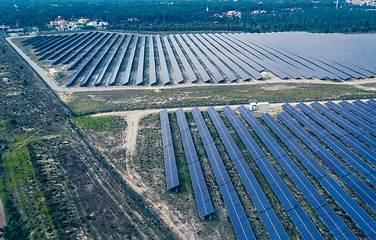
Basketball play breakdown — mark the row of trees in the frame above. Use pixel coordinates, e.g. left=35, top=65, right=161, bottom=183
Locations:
left=0, top=0, right=375, bottom=33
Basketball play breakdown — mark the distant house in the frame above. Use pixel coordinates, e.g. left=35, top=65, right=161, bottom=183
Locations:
left=78, top=18, right=89, bottom=24
left=87, top=20, right=109, bottom=29
left=226, top=11, right=242, bottom=18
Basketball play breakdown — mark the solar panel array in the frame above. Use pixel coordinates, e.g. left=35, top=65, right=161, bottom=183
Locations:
left=22, top=32, right=376, bottom=88
left=175, top=108, right=214, bottom=218
left=157, top=99, right=376, bottom=239
left=160, top=109, right=179, bottom=190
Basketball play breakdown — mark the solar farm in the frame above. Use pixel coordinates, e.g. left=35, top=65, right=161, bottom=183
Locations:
left=159, top=99, right=376, bottom=239
left=17, top=32, right=376, bottom=88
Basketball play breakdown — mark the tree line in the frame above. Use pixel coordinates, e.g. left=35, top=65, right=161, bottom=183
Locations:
left=0, top=0, right=375, bottom=33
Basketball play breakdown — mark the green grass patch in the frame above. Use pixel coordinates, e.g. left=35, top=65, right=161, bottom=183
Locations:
left=0, top=136, right=56, bottom=238
left=75, top=115, right=121, bottom=133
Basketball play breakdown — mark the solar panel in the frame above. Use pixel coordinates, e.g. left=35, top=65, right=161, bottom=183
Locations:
left=107, top=35, right=132, bottom=86
left=149, top=36, right=157, bottom=85
left=156, top=35, right=170, bottom=85
left=135, top=36, right=146, bottom=85
left=169, top=35, right=197, bottom=83
left=52, top=32, right=99, bottom=65
left=353, top=99, right=376, bottom=115
left=223, top=106, right=323, bottom=239
left=282, top=103, right=376, bottom=212
left=339, top=101, right=376, bottom=125
left=49, top=33, right=91, bottom=60
left=122, top=36, right=139, bottom=85
left=277, top=112, right=376, bottom=238
left=190, top=34, right=238, bottom=82
left=163, top=37, right=184, bottom=83
left=160, top=109, right=179, bottom=190
left=182, top=34, right=224, bottom=82
left=94, top=34, right=126, bottom=86
left=191, top=108, right=254, bottom=239
left=66, top=34, right=113, bottom=86
left=175, top=35, right=210, bottom=82
left=80, top=34, right=120, bottom=86
left=206, top=107, right=289, bottom=239
left=326, top=101, right=376, bottom=137
left=176, top=108, right=214, bottom=218
left=67, top=33, right=109, bottom=69
left=202, top=34, right=262, bottom=80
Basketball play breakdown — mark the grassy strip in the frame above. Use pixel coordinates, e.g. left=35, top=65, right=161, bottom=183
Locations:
left=67, top=83, right=376, bottom=115
left=0, top=135, right=57, bottom=239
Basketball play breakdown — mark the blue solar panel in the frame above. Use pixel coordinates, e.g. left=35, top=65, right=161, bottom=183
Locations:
left=220, top=182, right=256, bottom=240
left=108, top=35, right=132, bottom=86
left=206, top=108, right=289, bottom=239
left=326, top=101, right=376, bottom=137
left=149, top=36, right=157, bottom=85
left=342, top=173, right=376, bottom=211
left=160, top=109, right=179, bottom=190
left=284, top=104, right=376, bottom=187
left=319, top=175, right=376, bottom=239
left=188, top=160, right=215, bottom=218
left=190, top=34, right=238, bottom=82
left=300, top=103, right=376, bottom=165
left=224, top=107, right=322, bottom=239
left=339, top=101, right=376, bottom=125
left=353, top=100, right=376, bottom=115
left=191, top=108, right=255, bottom=239
left=367, top=99, right=376, bottom=108
left=276, top=112, right=376, bottom=238
left=277, top=110, right=376, bottom=206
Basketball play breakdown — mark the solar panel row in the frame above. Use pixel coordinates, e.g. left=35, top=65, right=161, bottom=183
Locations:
left=224, top=106, right=323, bottom=240
left=160, top=109, right=179, bottom=190
left=353, top=99, right=376, bottom=116
left=262, top=113, right=357, bottom=240
left=135, top=36, right=146, bottom=85
left=311, top=102, right=376, bottom=158
left=66, top=34, right=113, bottom=86
left=175, top=35, right=211, bottom=82
left=49, top=33, right=91, bottom=61
left=339, top=100, right=376, bottom=125
left=163, top=37, right=184, bottom=83
left=156, top=35, right=171, bottom=85
left=168, top=35, right=197, bottom=83
left=326, top=101, right=376, bottom=137
left=94, top=34, right=126, bottom=86
left=108, top=35, right=132, bottom=86
left=175, top=108, right=214, bottom=219
left=52, top=32, right=99, bottom=65
left=204, top=34, right=261, bottom=80
left=80, top=34, right=120, bottom=86
left=282, top=103, right=376, bottom=212
left=190, top=35, right=238, bottom=82
left=24, top=32, right=376, bottom=87
left=67, top=33, right=108, bottom=69
left=183, top=34, right=224, bottom=82
left=122, top=36, right=139, bottom=85
left=207, top=107, right=289, bottom=240
left=191, top=107, right=255, bottom=240
left=296, top=102, right=376, bottom=185
left=277, top=111, right=376, bottom=238
left=149, top=36, right=157, bottom=85
left=240, top=106, right=353, bottom=239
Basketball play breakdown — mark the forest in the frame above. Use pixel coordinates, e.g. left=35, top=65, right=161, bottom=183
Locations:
left=0, top=0, right=376, bottom=33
